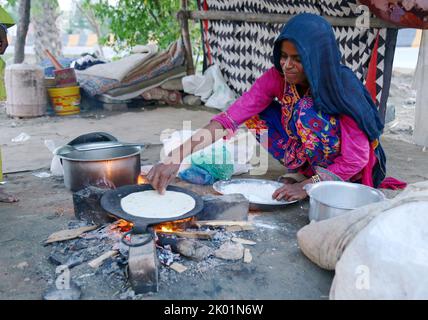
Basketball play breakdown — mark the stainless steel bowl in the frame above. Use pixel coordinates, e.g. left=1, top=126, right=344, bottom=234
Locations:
left=304, top=181, right=386, bottom=221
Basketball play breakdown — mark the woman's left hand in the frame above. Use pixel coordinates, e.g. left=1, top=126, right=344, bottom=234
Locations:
left=272, top=182, right=308, bottom=202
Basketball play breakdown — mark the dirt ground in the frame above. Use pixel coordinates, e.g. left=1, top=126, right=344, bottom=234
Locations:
left=0, top=102, right=427, bottom=300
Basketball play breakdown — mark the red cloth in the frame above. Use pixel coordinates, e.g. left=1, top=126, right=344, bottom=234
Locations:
left=379, top=177, right=408, bottom=190
left=202, top=0, right=212, bottom=66
left=365, top=31, right=380, bottom=106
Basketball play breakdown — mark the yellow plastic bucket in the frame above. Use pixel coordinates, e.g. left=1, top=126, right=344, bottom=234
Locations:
left=47, top=86, right=81, bottom=116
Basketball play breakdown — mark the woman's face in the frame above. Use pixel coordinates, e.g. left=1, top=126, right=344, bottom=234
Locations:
left=279, top=40, right=307, bottom=86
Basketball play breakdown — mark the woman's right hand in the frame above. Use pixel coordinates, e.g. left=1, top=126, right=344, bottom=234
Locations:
left=147, top=120, right=226, bottom=194
left=147, top=161, right=181, bottom=194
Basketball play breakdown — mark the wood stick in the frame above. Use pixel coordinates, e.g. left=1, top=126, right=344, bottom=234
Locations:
left=169, top=262, right=187, bottom=273
left=45, top=225, right=98, bottom=244
left=88, top=250, right=119, bottom=269
left=243, top=248, right=252, bottom=263
left=188, top=10, right=400, bottom=28
left=178, top=2, right=195, bottom=75
left=225, top=225, right=255, bottom=232
left=157, top=230, right=215, bottom=240
left=193, top=220, right=253, bottom=228
left=44, top=49, right=63, bottom=70
left=232, top=237, right=257, bottom=246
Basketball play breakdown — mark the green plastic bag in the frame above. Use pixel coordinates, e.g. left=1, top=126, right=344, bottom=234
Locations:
left=190, top=144, right=233, bottom=181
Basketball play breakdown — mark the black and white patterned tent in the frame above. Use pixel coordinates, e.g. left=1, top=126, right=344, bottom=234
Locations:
left=197, top=0, right=398, bottom=123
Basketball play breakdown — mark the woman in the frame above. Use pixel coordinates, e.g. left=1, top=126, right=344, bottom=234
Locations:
left=148, top=13, right=395, bottom=201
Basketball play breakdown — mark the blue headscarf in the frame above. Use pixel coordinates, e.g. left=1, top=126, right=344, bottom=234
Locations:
left=272, top=13, right=384, bottom=142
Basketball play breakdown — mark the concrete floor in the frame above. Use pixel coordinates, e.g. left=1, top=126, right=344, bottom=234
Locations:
left=0, top=105, right=427, bottom=300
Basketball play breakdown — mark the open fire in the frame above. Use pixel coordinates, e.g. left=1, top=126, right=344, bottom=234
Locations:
left=111, top=217, right=195, bottom=234
left=113, top=219, right=134, bottom=232
left=153, top=217, right=195, bottom=234
left=122, top=175, right=196, bottom=234
left=65, top=183, right=252, bottom=297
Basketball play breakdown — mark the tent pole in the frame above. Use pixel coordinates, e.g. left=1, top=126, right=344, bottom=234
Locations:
left=187, top=10, right=400, bottom=29
left=179, top=0, right=195, bottom=75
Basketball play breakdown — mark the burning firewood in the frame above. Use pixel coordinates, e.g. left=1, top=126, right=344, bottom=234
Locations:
left=44, top=226, right=98, bottom=244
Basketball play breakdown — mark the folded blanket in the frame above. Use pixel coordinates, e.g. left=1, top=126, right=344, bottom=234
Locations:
left=102, top=67, right=186, bottom=100
left=77, top=40, right=185, bottom=97
left=123, top=41, right=179, bottom=83
left=77, top=44, right=158, bottom=81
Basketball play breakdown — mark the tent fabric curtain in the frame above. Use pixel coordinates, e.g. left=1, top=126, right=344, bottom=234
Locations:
left=200, top=0, right=398, bottom=123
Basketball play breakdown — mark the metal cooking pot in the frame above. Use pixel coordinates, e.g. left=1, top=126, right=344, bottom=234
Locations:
left=304, top=181, right=386, bottom=222
left=57, top=144, right=142, bottom=192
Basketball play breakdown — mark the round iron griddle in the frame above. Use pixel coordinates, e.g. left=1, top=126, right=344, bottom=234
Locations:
left=100, top=184, right=204, bottom=231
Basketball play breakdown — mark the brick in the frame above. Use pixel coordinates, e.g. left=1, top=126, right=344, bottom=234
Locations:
left=198, top=194, right=249, bottom=221
left=128, top=239, right=159, bottom=294
left=72, top=186, right=115, bottom=225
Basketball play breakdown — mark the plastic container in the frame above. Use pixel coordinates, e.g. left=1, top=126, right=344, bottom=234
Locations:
left=47, top=85, right=81, bottom=116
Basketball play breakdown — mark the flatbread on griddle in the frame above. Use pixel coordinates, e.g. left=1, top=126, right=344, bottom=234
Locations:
left=120, top=190, right=196, bottom=218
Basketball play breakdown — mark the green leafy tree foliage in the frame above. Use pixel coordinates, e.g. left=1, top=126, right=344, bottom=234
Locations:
left=84, top=0, right=199, bottom=52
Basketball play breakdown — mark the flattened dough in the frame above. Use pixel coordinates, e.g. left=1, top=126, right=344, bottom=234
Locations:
left=120, top=190, right=196, bottom=218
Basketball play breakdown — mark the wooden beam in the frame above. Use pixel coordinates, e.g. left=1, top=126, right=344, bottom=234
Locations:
left=178, top=1, right=195, bottom=75
left=186, top=10, right=400, bottom=29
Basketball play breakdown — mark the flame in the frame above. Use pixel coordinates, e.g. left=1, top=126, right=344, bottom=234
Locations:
left=113, top=219, right=134, bottom=232
left=138, top=175, right=148, bottom=185
left=159, top=225, right=176, bottom=233
left=109, top=216, right=195, bottom=235
left=154, top=217, right=195, bottom=233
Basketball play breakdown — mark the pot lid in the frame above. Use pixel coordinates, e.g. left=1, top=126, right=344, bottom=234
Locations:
left=68, top=132, right=118, bottom=146
left=55, top=145, right=142, bottom=161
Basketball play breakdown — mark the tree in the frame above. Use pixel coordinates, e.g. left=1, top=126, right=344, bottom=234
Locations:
left=73, top=0, right=106, bottom=59
left=13, top=0, right=30, bottom=63
left=31, top=0, right=62, bottom=63
left=84, top=0, right=199, bottom=52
